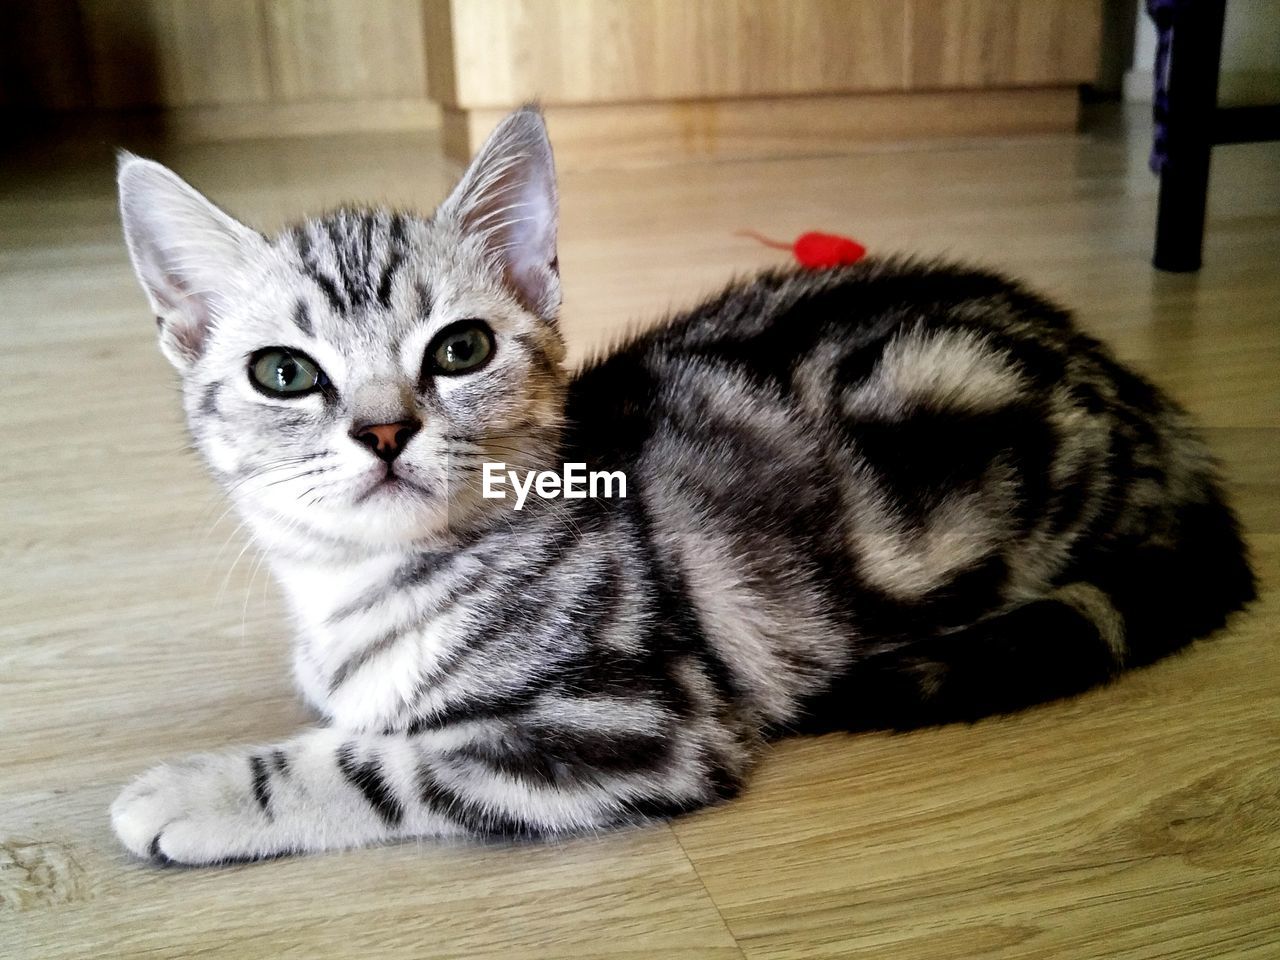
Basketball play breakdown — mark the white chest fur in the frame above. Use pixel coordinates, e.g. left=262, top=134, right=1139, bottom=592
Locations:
left=271, top=552, right=405, bottom=712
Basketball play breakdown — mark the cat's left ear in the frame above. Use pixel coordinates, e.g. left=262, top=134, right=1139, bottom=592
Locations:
left=439, top=106, right=560, bottom=320
left=117, top=153, right=266, bottom=371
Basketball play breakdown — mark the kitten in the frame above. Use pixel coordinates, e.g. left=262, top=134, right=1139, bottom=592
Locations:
left=112, top=107, right=1255, bottom=865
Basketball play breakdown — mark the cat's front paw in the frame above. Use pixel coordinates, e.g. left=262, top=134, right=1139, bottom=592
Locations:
left=110, top=754, right=278, bottom=866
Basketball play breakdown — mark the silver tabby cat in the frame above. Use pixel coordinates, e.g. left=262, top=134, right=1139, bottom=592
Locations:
left=113, top=107, right=1254, bottom=865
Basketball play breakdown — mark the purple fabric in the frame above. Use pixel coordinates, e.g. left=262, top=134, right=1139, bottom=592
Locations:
left=1147, top=0, right=1193, bottom=172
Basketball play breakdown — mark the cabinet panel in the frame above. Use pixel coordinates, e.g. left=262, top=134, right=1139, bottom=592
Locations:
left=265, top=0, right=428, bottom=102
left=81, top=0, right=271, bottom=108
left=908, top=0, right=1102, bottom=89
left=437, top=0, right=910, bottom=108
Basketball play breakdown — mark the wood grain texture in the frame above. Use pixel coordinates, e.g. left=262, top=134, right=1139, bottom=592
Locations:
left=444, top=88, right=1080, bottom=167
left=264, top=0, right=428, bottom=101
left=24, top=0, right=432, bottom=132
left=422, top=0, right=460, bottom=106
left=432, top=0, right=910, bottom=107
left=429, top=0, right=1104, bottom=109
left=2, top=104, right=1278, bottom=958
left=907, top=0, right=1103, bottom=89
left=79, top=0, right=272, bottom=108
left=13, top=0, right=1101, bottom=144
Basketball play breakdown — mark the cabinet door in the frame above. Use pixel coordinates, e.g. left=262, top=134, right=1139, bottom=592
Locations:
left=429, top=0, right=910, bottom=108
left=908, top=0, right=1102, bottom=89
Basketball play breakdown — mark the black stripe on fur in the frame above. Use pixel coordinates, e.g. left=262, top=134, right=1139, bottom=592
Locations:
left=248, top=754, right=273, bottom=819
left=336, top=743, right=404, bottom=826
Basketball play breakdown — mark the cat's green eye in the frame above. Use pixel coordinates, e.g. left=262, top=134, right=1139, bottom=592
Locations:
left=426, top=320, right=494, bottom=376
left=249, top=348, right=327, bottom=397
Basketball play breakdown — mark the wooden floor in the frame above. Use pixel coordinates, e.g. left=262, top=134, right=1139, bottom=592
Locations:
left=3, top=105, right=1278, bottom=959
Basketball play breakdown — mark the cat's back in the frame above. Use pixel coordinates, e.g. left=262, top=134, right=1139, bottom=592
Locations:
left=565, top=257, right=1084, bottom=452
left=562, top=257, right=1207, bottom=577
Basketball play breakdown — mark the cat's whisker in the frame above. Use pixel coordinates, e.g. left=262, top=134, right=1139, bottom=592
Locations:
left=200, top=517, right=251, bottom=594
left=214, top=532, right=258, bottom=610
left=296, top=478, right=339, bottom=504
left=241, top=541, right=271, bottom=636
left=445, top=448, right=547, bottom=467
left=259, top=465, right=336, bottom=490
left=218, top=454, right=336, bottom=502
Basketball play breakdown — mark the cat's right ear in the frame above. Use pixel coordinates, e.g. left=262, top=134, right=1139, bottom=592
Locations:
left=117, top=154, right=265, bottom=371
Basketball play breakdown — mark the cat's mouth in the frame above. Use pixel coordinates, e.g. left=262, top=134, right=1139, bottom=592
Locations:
left=353, top=466, right=434, bottom=505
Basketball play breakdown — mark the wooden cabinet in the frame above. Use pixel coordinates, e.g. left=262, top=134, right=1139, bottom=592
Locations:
left=3, top=0, right=1102, bottom=152
left=2, top=0, right=436, bottom=140
left=426, top=0, right=1103, bottom=165
left=428, top=0, right=910, bottom=106
left=908, top=0, right=1103, bottom=89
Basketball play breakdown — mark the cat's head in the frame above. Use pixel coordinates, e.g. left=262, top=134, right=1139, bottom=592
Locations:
left=118, top=108, right=567, bottom=558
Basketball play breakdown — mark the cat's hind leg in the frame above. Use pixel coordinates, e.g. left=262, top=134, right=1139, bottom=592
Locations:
left=797, top=583, right=1133, bottom=732
left=803, top=508, right=1254, bottom=735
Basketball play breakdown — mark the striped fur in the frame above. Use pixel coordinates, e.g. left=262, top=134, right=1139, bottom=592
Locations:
left=112, top=108, right=1254, bottom=865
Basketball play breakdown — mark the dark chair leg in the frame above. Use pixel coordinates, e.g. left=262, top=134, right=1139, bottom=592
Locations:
left=1153, top=0, right=1227, bottom=273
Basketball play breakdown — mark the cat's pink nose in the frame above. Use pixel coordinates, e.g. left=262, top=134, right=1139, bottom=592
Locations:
left=351, top=420, right=420, bottom=463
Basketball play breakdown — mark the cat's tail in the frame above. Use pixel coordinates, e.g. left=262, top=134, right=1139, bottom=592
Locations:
left=806, top=491, right=1256, bottom=732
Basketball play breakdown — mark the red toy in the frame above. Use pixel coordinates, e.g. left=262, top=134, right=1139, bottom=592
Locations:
left=739, top=229, right=867, bottom=269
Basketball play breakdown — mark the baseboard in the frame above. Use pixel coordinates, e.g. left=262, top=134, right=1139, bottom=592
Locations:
left=444, top=89, right=1083, bottom=168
